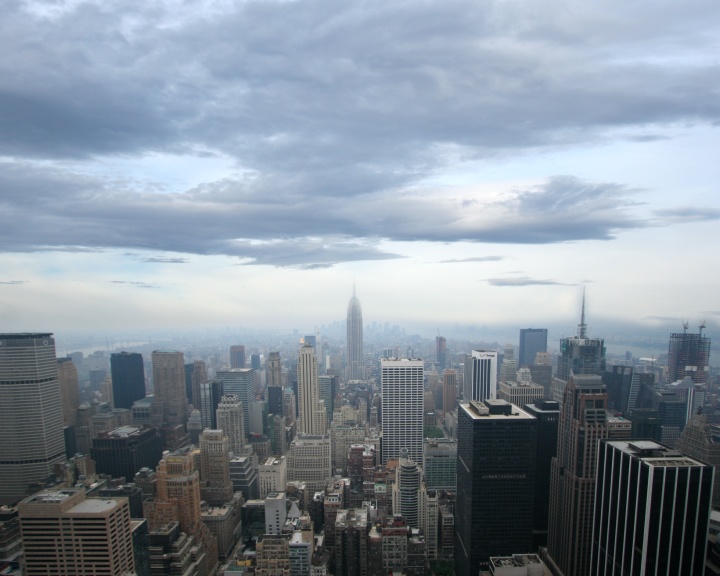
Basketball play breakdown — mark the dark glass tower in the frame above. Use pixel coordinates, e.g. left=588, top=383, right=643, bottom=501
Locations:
left=111, top=352, right=146, bottom=410
left=668, top=327, right=711, bottom=384
left=518, top=328, right=548, bottom=368
left=456, top=400, right=536, bottom=575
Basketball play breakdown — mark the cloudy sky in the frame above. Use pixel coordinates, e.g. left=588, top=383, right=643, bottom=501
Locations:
left=1, top=0, right=719, bottom=337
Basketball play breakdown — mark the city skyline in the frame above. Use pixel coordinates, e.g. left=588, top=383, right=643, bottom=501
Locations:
left=1, top=1, right=720, bottom=334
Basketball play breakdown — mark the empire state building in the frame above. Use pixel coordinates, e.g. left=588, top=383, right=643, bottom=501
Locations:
left=346, top=287, right=364, bottom=381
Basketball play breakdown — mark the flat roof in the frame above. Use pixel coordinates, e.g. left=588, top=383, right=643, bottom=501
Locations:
left=69, top=499, right=118, bottom=514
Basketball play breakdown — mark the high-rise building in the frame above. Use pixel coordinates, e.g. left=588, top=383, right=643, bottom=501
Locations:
left=217, top=368, right=256, bottom=437
left=151, top=350, right=188, bottom=428
left=110, top=352, right=146, bottom=410
left=199, top=379, right=224, bottom=429
left=466, top=350, right=498, bottom=403
left=423, top=438, right=457, bottom=491
left=287, top=435, right=332, bottom=491
left=668, top=327, right=711, bottom=384
left=393, top=450, right=421, bottom=527
left=455, top=400, right=536, bottom=575
left=518, top=328, right=548, bottom=368
left=553, top=296, right=606, bottom=405
left=381, top=358, right=424, bottom=464
left=346, top=287, right=364, bottom=381
left=189, top=360, right=208, bottom=410
left=523, top=399, right=560, bottom=549
left=216, top=394, right=245, bottom=454
left=442, top=369, right=457, bottom=414
left=229, top=345, right=246, bottom=369
left=0, top=333, right=66, bottom=505
left=258, top=456, right=288, bottom=499
left=318, top=374, right=338, bottom=425
left=267, top=351, right=283, bottom=388
left=199, top=429, right=234, bottom=506
left=436, top=336, right=447, bottom=370
left=675, top=407, right=720, bottom=507
left=499, top=343, right=517, bottom=384
left=591, top=440, right=713, bottom=575
left=297, top=343, right=327, bottom=435
left=19, top=488, right=135, bottom=576
left=57, top=356, right=80, bottom=427
left=91, top=425, right=163, bottom=483
left=602, top=365, right=634, bottom=414
left=546, top=374, right=608, bottom=576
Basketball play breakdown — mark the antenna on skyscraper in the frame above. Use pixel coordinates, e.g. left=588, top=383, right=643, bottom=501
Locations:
left=699, top=321, right=706, bottom=336
left=578, top=288, right=587, bottom=339
left=683, top=321, right=689, bottom=334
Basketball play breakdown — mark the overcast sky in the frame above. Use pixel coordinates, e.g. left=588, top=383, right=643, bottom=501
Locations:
left=2, top=0, right=719, bottom=338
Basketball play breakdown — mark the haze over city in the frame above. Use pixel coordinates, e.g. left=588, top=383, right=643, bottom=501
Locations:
left=1, top=0, right=719, bottom=341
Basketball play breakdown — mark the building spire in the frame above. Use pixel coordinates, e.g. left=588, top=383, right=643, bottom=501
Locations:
left=578, top=288, right=587, bottom=339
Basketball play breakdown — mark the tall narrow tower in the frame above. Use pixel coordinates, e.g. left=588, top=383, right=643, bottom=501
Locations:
left=152, top=350, right=188, bottom=427
left=0, top=333, right=66, bottom=505
left=381, top=358, right=424, bottom=464
left=297, top=343, right=327, bottom=435
left=346, top=287, right=364, bottom=381
left=110, top=351, right=146, bottom=410
left=547, top=374, right=608, bottom=576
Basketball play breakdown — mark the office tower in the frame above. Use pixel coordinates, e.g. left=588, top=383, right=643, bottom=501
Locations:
left=217, top=368, right=256, bottom=437
left=442, top=369, right=457, bottom=414
left=668, top=326, right=711, bottom=384
left=318, top=374, right=337, bottom=425
left=603, top=365, right=634, bottom=414
left=267, top=351, right=283, bottom=386
left=289, top=518, right=314, bottom=576
left=216, top=394, right=245, bottom=453
left=251, top=353, right=261, bottom=370
left=335, top=508, right=370, bottom=576
left=249, top=400, right=266, bottom=435
left=676, top=407, right=720, bottom=507
left=455, top=400, right=536, bottom=575
left=57, top=356, right=79, bottom=427
left=499, top=343, right=516, bottom=383
left=229, top=455, right=259, bottom=500
left=151, top=350, right=188, bottom=428
left=110, top=351, right=146, bottom=410
left=259, top=456, right=288, bottom=498
left=144, top=447, right=219, bottom=576
left=498, top=377, right=545, bottom=406
left=91, top=425, right=163, bottom=483
left=553, top=296, right=606, bottom=404
left=229, top=345, right=246, bottom=369
left=423, top=438, right=457, bottom=491
left=256, top=533, right=291, bottom=575
left=381, top=358, right=424, bottom=464
left=529, top=351, right=553, bottom=399
left=268, top=384, right=284, bottom=417
left=629, top=407, right=661, bottom=441
left=287, top=435, right=332, bottom=491
left=467, top=350, right=498, bottom=402
left=199, top=429, right=233, bottom=506
left=591, top=440, right=713, bottom=575
left=18, top=488, right=135, bottom=576
left=189, top=360, right=207, bottom=410
left=283, top=387, right=296, bottom=425
left=421, top=485, right=439, bottom=559
left=519, top=328, right=548, bottom=368
left=0, top=333, right=65, bottom=505
left=346, top=287, right=364, bottom=381
left=332, top=422, right=367, bottom=474
left=199, top=379, right=224, bottom=429
left=393, top=449, right=421, bottom=527
left=546, top=374, right=608, bottom=576
left=436, top=335, right=447, bottom=369
left=523, top=399, right=560, bottom=549
left=267, top=413, right=286, bottom=456
left=265, top=491, right=288, bottom=535
left=297, top=343, right=327, bottom=435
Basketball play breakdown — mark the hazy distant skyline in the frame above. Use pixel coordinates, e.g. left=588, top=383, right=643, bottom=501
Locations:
left=2, top=1, right=719, bottom=335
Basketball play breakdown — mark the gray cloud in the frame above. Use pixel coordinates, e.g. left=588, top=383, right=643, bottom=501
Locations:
left=486, top=277, right=576, bottom=287
left=653, top=207, right=720, bottom=224
left=141, top=257, right=189, bottom=264
left=1, top=1, right=718, bottom=267
left=110, top=280, right=158, bottom=288
left=437, top=256, right=504, bottom=263
left=0, top=280, right=26, bottom=285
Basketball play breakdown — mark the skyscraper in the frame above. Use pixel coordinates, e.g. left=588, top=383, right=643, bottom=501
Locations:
left=591, top=440, right=713, bottom=575
left=668, top=326, right=711, bottom=384
left=546, top=374, right=608, bottom=576
left=199, top=379, right=224, bottom=429
left=318, top=374, right=337, bottom=425
left=518, top=328, right=548, bottom=368
left=442, top=369, right=457, bottom=414
left=466, top=350, right=498, bottom=402
left=19, top=488, right=135, bottom=576
left=216, top=394, right=246, bottom=454
left=152, top=350, right=188, bottom=428
left=455, top=400, right=537, bottom=575
left=111, top=352, right=146, bottom=410
left=229, top=345, right=246, bottom=369
left=199, top=429, right=234, bottom=506
left=346, top=287, right=364, bottom=381
left=267, top=351, right=282, bottom=388
left=381, top=358, right=424, bottom=464
left=216, top=368, right=256, bottom=437
left=393, top=449, right=421, bottom=528
left=0, top=333, right=65, bottom=505
left=297, top=343, right=327, bottom=435
left=436, top=335, right=447, bottom=370
left=57, top=356, right=80, bottom=427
